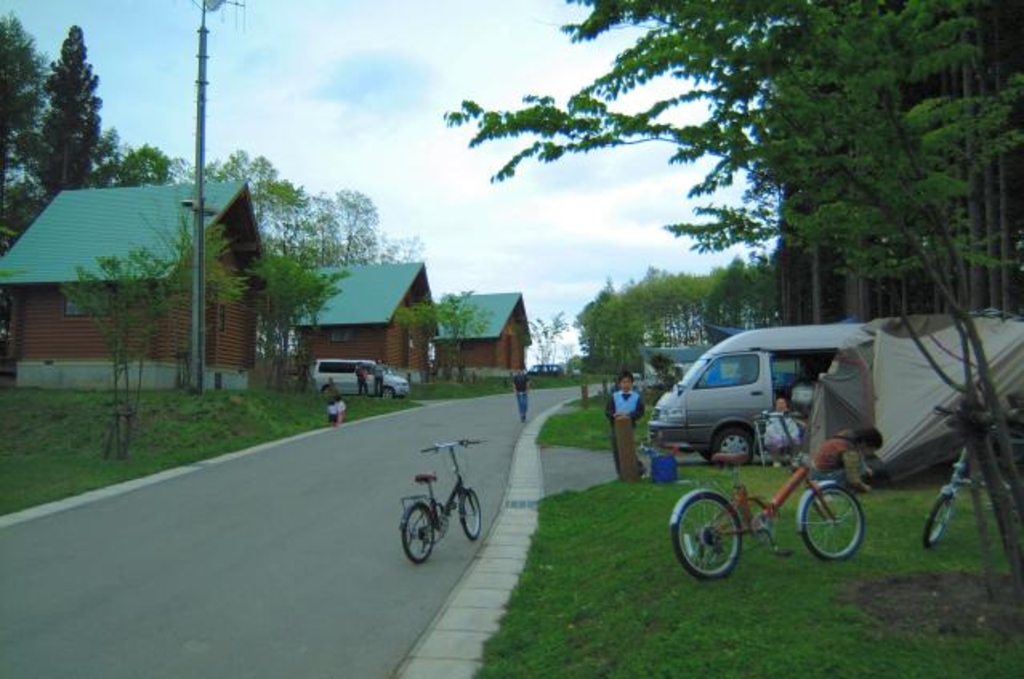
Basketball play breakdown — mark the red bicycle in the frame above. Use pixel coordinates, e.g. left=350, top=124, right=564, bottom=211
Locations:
left=669, top=452, right=866, bottom=579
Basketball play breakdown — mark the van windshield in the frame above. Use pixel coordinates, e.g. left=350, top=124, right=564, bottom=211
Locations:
left=680, top=358, right=709, bottom=387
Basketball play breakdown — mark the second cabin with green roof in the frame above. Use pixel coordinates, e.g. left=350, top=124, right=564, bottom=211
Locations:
left=434, top=292, right=530, bottom=377
left=296, top=263, right=433, bottom=377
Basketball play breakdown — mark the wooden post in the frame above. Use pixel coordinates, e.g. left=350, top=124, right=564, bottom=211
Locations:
left=614, top=417, right=640, bottom=481
left=581, top=384, right=589, bottom=409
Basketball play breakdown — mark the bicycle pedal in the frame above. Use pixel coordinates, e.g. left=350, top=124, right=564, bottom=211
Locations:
left=772, top=549, right=794, bottom=558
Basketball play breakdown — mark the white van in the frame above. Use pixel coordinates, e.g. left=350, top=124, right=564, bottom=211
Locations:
left=647, top=324, right=862, bottom=460
left=311, top=359, right=410, bottom=398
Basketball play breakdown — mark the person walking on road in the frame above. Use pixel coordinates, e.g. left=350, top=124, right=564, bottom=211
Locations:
left=512, top=370, right=530, bottom=422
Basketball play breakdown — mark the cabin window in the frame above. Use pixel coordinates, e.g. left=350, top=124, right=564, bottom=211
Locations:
left=217, top=305, right=226, bottom=333
left=330, top=328, right=354, bottom=343
left=64, top=296, right=87, bottom=317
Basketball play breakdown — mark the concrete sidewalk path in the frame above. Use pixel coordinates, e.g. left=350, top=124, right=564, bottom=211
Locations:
left=394, top=408, right=545, bottom=679
left=394, top=400, right=615, bottom=679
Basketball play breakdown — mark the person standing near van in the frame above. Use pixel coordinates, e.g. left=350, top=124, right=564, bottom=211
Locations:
left=764, top=396, right=803, bottom=467
left=356, top=364, right=369, bottom=396
left=373, top=363, right=384, bottom=397
left=512, top=370, right=530, bottom=422
left=606, top=370, right=645, bottom=477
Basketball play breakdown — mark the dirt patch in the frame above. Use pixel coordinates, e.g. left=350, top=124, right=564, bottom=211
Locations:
left=842, top=572, right=1024, bottom=638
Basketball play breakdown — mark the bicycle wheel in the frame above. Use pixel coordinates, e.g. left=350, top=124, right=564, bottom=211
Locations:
left=459, top=487, right=482, bottom=541
left=670, top=489, right=743, bottom=580
left=923, top=493, right=956, bottom=549
left=798, top=485, right=865, bottom=560
left=400, top=501, right=435, bottom=564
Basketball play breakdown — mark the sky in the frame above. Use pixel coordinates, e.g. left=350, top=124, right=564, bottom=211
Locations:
left=6, top=0, right=750, bottom=362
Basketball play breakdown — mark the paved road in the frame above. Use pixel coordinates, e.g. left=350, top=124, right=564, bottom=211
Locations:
left=0, top=388, right=583, bottom=679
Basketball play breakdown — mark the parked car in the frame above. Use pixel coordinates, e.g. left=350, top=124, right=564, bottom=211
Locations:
left=311, top=359, right=410, bottom=398
left=527, top=363, right=564, bottom=377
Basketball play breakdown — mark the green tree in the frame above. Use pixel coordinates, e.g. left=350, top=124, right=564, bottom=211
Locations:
left=449, top=1, right=1024, bottom=598
left=92, top=139, right=176, bottom=188
left=576, top=281, right=644, bottom=374
left=251, top=255, right=343, bottom=391
left=0, top=13, right=46, bottom=247
left=306, top=189, right=423, bottom=266
left=529, top=312, right=568, bottom=366
left=207, top=150, right=309, bottom=257
left=394, top=300, right=439, bottom=382
left=704, top=256, right=777, bottom=329
left=434, top=292, right=491, bottom=382
left=626, top=268, right=714, bottom=346
left=38, top=25, right=102, bottom=197
left=206, top=150, right=424, bottom=266
left=62, top=249, right=180, bottom=460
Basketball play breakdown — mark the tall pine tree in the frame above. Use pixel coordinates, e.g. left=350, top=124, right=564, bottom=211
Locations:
left=39, top=25, right=101, bottom=198
left=0, top=14, right=46, bottom=247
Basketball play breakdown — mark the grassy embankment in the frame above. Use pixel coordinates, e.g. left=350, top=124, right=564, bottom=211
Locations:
left=0, top=375, right=592, bottom=515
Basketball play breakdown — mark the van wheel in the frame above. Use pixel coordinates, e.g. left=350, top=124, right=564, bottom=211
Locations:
left=382, top=387, right=395, bottom=399
left=711, top=427, right=754, bottom=463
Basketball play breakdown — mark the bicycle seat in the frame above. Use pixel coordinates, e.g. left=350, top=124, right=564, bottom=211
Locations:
left=414, top=473, right=437, bottom=484
left=710, top=452, right=750, bottom=467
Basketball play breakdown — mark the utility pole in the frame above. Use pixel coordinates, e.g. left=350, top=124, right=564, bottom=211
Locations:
left=189, top=0, right=225, bottom=393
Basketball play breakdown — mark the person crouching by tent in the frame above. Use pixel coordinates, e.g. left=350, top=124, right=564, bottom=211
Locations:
left=810, top=427, right=884, bottom=492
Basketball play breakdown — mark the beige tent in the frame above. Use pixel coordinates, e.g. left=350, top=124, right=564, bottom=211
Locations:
left=805, top=313, right=1024, bottom=480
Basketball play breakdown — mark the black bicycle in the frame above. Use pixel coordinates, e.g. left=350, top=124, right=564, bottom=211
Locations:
left=400, top=439, right=483, bottom=564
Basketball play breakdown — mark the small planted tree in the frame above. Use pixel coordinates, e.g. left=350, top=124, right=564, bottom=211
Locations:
left=62, top=223, right=243, bottom=459
left=394, top=300, right=439, bottom=383
left=251, top=255, right=344, bottom=391
left=434, top=292, right=491, bottom=382
left=63, top=249, right=177, bottom=459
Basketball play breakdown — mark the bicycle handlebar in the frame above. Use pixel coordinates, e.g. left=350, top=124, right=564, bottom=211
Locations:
left=419, top=439, right=484, bottom=453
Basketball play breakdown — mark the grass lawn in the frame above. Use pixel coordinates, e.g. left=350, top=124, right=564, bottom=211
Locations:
left=480, top=400, right=1024, bottom=678
left=537, top=395, right=652, bottom=451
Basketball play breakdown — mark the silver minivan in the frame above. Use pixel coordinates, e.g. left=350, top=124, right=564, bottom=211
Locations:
left=312, top=359, right=410, bottom=398
left=647, top=324, right=862, bottom=459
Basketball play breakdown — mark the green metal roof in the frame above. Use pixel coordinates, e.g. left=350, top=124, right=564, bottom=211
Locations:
left=0, top=182, right=246, bottom=284
left=309, top=263, right=427, bottom=326
left=438, top=292, right=525, bottom=340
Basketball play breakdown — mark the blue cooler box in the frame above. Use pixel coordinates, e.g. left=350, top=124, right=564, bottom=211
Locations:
left=651, top=453, right=678, bottom=483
